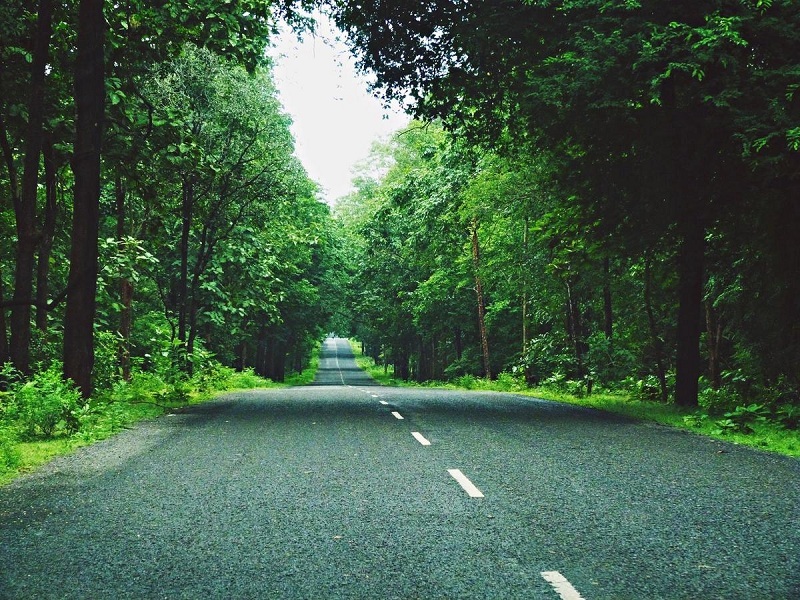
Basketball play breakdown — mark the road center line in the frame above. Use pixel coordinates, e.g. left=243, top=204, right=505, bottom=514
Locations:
left=379, top=400, right=389, bottom=405
left=447, top=469, right=484, bottom=498
left=334, top=353, right=345, bottom=385
left=411, top=432, right=431, bottom=446
left=540, top=571, right=586, bottom=600
left=391, top=411, right=404, bottom=420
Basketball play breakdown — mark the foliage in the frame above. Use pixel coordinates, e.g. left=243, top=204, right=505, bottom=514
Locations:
left=714, top=404, right=770, bottom=435
left=4, top=364, right=83, bottom=439
left=0, top=427, right=20, bottom=473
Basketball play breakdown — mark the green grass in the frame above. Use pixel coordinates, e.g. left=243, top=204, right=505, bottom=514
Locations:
left=349, top=339, right=800, bottom=459
left=0, top=346, right=323, bottom=487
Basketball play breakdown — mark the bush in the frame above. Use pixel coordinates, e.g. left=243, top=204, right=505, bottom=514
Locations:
left=698, top=385, right=741, bottom=416
left=10, top=364, right=84, bottom=439
left=495, top=371, right=526, bottom=392
left=154, top=382, right=191, bottom=405
left=624, top=374, right=668, bottom=403
left=228, top=368, right=269, bottom=389
left=714, top=403, right=769, bottom=435
left=190, top=351, right=233, bottom=392
left=776, top=405, right=800, bottom=430
left=520, top=333, right=575, bottom=384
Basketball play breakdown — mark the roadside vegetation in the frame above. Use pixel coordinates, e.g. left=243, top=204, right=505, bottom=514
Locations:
left=2, top=8, right=339, bottom=486
left=0, top=343, right=321, bottom=486
left=350, top=340, right=800, bottom=458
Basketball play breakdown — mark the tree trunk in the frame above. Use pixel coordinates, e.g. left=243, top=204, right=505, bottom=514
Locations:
left=0, top=268, right=9, bottom=365
left=522, top=216, right=529, bottom=354
left=603, top=255, right=613, bottom=340
left=417, top=336, right=433, bottom=382
left=705, top=300, right=722, bottom=389
left=116, top=176, right=133, bottom=381
left=394, top=348, right=410, bottom=380
left=63, top=0, right=104, bottom=398
left=471, top=217, right=491, bottom=379
left=564, top=276, right=585, bottom=378
left=675, top=215, right=705, bottom=408
left=35, top=134, right=58, bottom=332
left=11, top=0, right=54, bottom=373
left=177, top=175, right=193, bottom=346
left=644, top=255, right=669, bottom=403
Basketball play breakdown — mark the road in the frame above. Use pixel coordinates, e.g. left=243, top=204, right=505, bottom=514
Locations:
left=1, top=337, right=798, bottom=599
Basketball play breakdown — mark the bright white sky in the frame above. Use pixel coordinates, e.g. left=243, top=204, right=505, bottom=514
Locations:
left=269, top=16, right=409, bottom=205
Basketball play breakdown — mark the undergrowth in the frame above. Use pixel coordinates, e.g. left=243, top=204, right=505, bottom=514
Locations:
left=0, top=344, right=322, bottom=486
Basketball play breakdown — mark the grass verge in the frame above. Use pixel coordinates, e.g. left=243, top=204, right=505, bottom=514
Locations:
left=348, top=340, right=800, bottom=458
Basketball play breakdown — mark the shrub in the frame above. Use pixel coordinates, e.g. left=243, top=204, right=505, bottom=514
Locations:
left=154, top=382, right=191, bottom=406
left=714, top=403, right=769, bottom=435
left=776, top=405, right=800, bottom=430
left=228, top=368, right=268, bottom=389
left=698, top=385, right=741, bottom=416
left=495, top=371, right=525, bottom=392
left=624, top=375, right=667, bottom=403
left=190, top=351, right=233, bottom=392
left=11, top=364, right=84, bottom=439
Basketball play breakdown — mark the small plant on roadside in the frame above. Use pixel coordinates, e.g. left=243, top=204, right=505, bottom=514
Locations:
left=154, top=381, right=191, bottom=406
left=714, top=403, right=769, bottom=435
left=495, top=372, right=525, bottom=392
left=626, top=375, right=666, bottom=403
left=683, top=412, right=710, bottom=428
left=9, top=364, right=84, bottom=439
left=776, top=405, right=800, bottom=430
left=699, top=385, right=741, bottom=416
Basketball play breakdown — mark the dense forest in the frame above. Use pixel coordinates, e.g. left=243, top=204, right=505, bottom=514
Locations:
left=1, top=0, right=799, bottom=463
left=0, top=0, right=344, bottom=454
left=330, top=0, right=800, bottom=417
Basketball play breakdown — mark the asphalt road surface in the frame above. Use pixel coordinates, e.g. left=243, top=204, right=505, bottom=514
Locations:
left=1, top=337, right=798, bottom=599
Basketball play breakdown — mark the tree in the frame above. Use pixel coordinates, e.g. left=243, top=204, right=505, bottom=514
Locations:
left=63, top=0, right=105, bottom=397
left=330, top=0, right=800, bottom=407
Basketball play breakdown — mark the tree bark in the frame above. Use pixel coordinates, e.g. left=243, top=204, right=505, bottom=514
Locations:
left=115, top=176, right=133, bottom=381
left=11, top=0, right=54, bottom=373
left=705, top=300, right=722, bottom=389
left=471, top=217, right=491, bottom=379
left=522, top=216, right=529, bottom=354
left=564, top=276, right=585, bottom=378
left=177, top=175, right=193, bottom=346
left=675, top=214, right=705, bottom=408
left=0, top=268, right=9, bottom=365
left=603, top=255, right=613, bottom=340
left=63, top=0, right=104, bottom=398
left=644, top=255, right=669, bottom=403
left=35, top=134, right=58, bottom=332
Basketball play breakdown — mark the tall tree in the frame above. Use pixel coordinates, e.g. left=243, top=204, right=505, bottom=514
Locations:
left=63, top=0, right=104, bottom=396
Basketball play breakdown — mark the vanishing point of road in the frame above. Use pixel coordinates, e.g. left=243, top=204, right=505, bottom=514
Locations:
left=1, top=337, right=798, bottom=599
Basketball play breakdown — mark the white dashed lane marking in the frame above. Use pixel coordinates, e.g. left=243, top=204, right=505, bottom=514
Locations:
left=447, top=469, right=484, bottom=498
left=379, top=401, right=389, bottom=405
left=411, top=432, right=431, bottom=446
left=540, top=571, right=587, bottom=600
left=391, top=411, right=404, bottom=420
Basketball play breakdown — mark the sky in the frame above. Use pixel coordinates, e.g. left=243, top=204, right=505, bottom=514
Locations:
left=269, top=16, right=410, bottom=205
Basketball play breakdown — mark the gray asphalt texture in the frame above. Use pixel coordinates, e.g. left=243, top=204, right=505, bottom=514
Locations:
left=1, top=337, right=798, bottom=599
